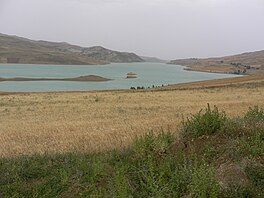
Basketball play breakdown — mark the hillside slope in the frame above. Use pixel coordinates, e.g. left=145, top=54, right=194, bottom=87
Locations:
left=169, top=50, right=264, bottom=74
left=0, top=33, right=144, bottom=65
left=83, top=46, right=144, bottom=63
left=140, top=56, right=167, bottom=63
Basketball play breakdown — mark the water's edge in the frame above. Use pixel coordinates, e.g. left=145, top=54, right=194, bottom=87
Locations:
left=0, top=63, right=237, bottom=92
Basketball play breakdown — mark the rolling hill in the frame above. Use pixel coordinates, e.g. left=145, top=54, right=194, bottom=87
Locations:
left=0, top=33, right=144, bottom=65
left=169, top=50, right=264, bottom=74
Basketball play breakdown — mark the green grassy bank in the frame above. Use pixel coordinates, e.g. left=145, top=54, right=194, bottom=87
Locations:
left=0, top=105, right=263, bottom=197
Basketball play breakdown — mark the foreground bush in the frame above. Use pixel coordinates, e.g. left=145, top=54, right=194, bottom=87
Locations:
left=244, top=106, right=264, bottom=124
left=0, top=105, right=263, bottom=197
left=182, top=104, right=228, bottom=139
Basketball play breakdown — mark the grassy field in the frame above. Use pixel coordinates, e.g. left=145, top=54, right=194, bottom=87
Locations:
left=1, top=104, right=263, bottom=197
left=0, top=76, right=264, bottom=158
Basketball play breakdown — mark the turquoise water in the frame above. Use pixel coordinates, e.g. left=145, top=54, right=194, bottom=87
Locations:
left=0, top=63, right=237, bottom=92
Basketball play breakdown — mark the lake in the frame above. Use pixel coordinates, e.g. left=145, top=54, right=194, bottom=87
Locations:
left=0, top=63, right=237, bottom=92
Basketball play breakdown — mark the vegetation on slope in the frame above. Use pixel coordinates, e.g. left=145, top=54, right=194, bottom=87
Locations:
left=0, top=105, right=263, bottom=197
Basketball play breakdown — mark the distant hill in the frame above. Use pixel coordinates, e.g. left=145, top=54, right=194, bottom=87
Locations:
left=169, top=50, right=264, bottom=74
left=140, top=56, right=167, bottom=63
left=83, top=46, right=144, bottom=63
left=0, top=33, right=144, bottom=65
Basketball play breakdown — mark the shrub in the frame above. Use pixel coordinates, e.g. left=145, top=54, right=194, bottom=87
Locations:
left=132, top=132, right=174, bottom=158
left=221, top=118, right=244, bottom=137
left=244, top=106, right=264, bottom=124
left=189, top=164, right=220, bottom=198
left=182, top=104, right=228, bottom=139
left=238, top=129, right=264, bottom=157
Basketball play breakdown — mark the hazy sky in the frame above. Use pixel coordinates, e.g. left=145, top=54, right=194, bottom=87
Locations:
left=0, top=0, right=263, bottom=59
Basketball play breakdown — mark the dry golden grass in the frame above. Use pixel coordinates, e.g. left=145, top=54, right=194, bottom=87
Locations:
left=0, top=80, right=264, bottom=158
left=164, top=72, right=264, bottom=90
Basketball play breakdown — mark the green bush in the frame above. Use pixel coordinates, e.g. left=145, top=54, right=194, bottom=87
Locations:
left=244, top=106, right=264, bottom=124
left=221, top=118, right=248, bottom=138
left=189, top=163, right=219, bottom=198
left=182, top=104, right=228, bottom=139
left=132, top=131, right=174, bottom=158
left=238, top=129, right=264, bottom=157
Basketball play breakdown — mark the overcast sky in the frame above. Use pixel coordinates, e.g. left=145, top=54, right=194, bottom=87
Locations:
left=0, top=0, right=263, bottom=59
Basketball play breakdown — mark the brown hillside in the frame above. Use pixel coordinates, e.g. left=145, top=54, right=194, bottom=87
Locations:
left=0, top=33, right=144, bottom=65
left=169, top=50, right=264, bottom=74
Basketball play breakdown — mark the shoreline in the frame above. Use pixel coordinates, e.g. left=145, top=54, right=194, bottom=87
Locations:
left=0, top=75, right=111, bottom=82
left=183, top=67, right=241, bottom=75
left=169, top=63, right=246, bottom=75
left=0, top=63, right=263, bottom=95
left=0, top=73, right=263, bottom=96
